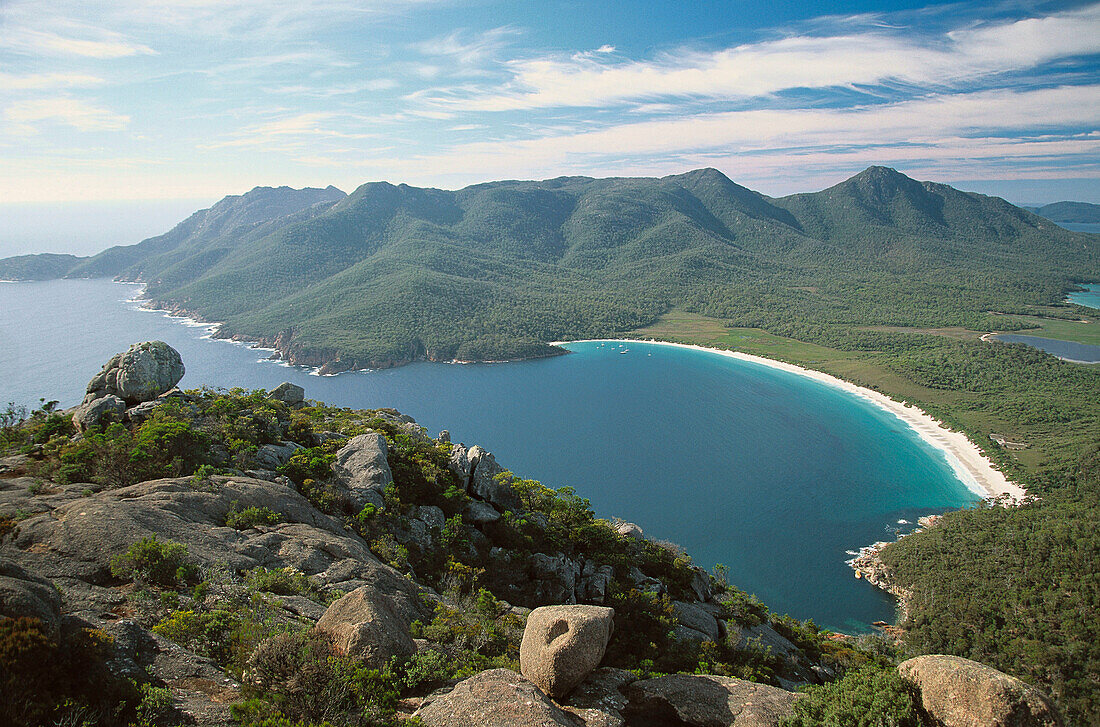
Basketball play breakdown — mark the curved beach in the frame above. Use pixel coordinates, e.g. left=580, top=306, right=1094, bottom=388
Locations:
left=555, top=338, right=1026, bottom=502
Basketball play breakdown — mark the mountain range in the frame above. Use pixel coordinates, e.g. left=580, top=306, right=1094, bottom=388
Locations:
left=1026, top=201, right=1100, bottom=224
left=3, top=167, right=1096, bottom=371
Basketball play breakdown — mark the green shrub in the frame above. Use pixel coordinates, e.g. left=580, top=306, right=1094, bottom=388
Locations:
left=152, top=608, right=239, bottom=662
left=225, top=502, right=283, bottom=529
left=780, top=663, right=927, bottom=727
left=110, top=535, right=198, bottom=587
left=246, top=566, right=319, bottom=599
left=244, top=630, right=407, bottom=725
left=279, top=446, right=336, bottom=483
left=134, top=682, right=174, bottom=727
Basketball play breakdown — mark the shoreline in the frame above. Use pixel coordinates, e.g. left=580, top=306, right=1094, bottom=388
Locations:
left=554, top=338, right=1026, bottom=502
left=112, top=282, right=1022, bottom=502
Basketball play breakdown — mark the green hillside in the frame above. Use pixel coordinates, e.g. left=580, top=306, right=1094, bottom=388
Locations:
left=0, top=253, right=85, bottom=280
left=10, top=166, right=1088, bottom=372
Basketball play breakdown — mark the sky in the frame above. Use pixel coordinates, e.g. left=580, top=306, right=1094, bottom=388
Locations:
left=1, top=0, right=1099, bottom=253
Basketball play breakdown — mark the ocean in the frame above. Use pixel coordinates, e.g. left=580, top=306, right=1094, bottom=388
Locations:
left=0, top=278, right=981, bottom=631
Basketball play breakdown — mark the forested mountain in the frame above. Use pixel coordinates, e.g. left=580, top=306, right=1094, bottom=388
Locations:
left=0, top=253, right=84, bottom=280
left=1027, top=200, right=1100, bottom=223
left=1, top=185, right=347, bottom=282
left=2, top=167, right=1095, bottom=371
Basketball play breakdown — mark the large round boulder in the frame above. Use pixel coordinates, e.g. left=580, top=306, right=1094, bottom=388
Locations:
left=114, top=341, right=185, bottom=403
left=519, top=604, right=615, bottom=699
left=898, top=655, right=1064, bottom=727
left=313, top=579, right=427, bottom=668
left=84, top=341, right=185, bottom=406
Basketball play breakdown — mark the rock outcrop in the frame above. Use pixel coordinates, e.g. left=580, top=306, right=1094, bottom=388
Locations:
left=467, top=445, right=522, bottom=512
left=414, top=669, right=581, bottom=727
left=520, top=604, right=615, bottom=699
left=899, top=655, right=1064, bottom=727
left=86, top=340, right=185, bottom=405
left=268, top=381, right=305, bottom=406
left=0, top=475, right=415, bottom=613
left=334, top=433, right=394, bottom=509
left=563, top=667, right=636, bottom=727
left=0, top=558, right=62, bottom=633
left=314, top=579, right=429, bottom=668
left=622, top=673, right=800, bottom=727
left=72, top=393, right=126, bottom=432
left=74, top=340, right=185, bottom=430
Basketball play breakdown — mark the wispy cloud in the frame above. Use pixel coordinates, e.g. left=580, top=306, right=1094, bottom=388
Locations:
left=412, top=26, right=519, bottom=65
left=4, top=98, right=131, bottom=131
left=350, top=85, right=1100, bottom=185
left=2, top=29, right=155, bottom=58
left=414, top=3, right=1100, bottom=111
left=0, top=72, right=105, bottom=90
left=204, top=112, right=379, bottom=149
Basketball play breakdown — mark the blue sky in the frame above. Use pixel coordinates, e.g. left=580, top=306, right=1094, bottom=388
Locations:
left=1, top=0, right=1098, bottom=214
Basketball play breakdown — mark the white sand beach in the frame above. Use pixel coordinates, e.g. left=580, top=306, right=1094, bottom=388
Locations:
left=554, top=338, right=1026, bottom=502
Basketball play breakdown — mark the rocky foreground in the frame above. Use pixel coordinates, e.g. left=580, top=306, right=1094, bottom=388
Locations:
left=0, top=343, right=1066, bottom=726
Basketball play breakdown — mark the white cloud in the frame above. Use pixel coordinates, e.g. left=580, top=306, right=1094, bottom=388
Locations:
left=205, top=112, right=379, bottom=149
left=3, top=29, right=155, bottom=58
left=4, top=98, right=130, bottom=131
left=345, top=85, right=1100, bottom=185
left=413, top=26, right=519, bottom=65
left=414, top=3, right=1100, bottom=111
left=271, top=79, right=398, bottom=97
left=0, top=73, right=105, bottom=89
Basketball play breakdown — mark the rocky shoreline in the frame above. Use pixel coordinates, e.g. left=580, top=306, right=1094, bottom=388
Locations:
left=137, top=294, right=568, bottom=374
left=847, top=515, right=943, bottom=625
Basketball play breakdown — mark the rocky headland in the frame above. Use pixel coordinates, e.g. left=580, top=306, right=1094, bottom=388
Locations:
left=0, top=343, right=1065, bottom=726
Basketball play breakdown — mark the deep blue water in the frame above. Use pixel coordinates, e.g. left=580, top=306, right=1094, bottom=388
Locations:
left=0, top=279, right=982, bottom=632
left=1067, top=283, right=1100, bottom=311
left=991, top=334, right=1100, bottom=363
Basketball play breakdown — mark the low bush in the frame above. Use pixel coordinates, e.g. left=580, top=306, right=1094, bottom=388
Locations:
left=246, top=566, right=320, bottom=600
left=226, top=502, right=283, bottom=529
left=780, top=663, right=928, bottom=727
left=110, top=535, right=198, bottom=587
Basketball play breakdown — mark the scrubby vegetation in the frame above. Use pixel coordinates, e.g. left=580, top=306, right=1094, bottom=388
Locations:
left=111, top=535, right=199, bottom=588
left=0, top=615, right=151, bottom=727
left=878, top=447, right=1100, bottom=723
left=2, top=387, right=901, bottom=725
left=781, top=663, right=928, bottom=727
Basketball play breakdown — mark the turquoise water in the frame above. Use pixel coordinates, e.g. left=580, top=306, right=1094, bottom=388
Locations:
left=991, top=334, right=1100, bottom=363
left=0, top=279, right=981, bottom=631
left=1068, top=283, right=1100, bottom=310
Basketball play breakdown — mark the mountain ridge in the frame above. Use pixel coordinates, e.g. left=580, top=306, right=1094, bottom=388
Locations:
left=1, top=166, right=1095, bottom=372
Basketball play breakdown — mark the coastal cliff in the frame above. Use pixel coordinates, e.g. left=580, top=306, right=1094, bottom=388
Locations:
left=0, top=343, right=1068, bottom=727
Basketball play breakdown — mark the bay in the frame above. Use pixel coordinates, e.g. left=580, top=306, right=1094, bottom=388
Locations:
left=1067, top=283, right=1100, bottom=311
left=0, top=279, right=981, bottom=632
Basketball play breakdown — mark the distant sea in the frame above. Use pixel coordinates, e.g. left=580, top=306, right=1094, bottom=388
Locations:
left=1067, top=282, right=1100, bottom=311
left=987, top=282, right=1100, bottom=363
left=0, top=279, right=982, bottom=632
